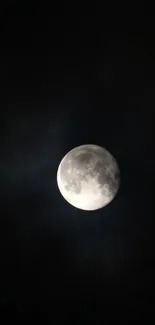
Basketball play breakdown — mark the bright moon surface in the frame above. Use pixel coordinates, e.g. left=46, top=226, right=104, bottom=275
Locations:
left=57, top=144, right=120, bottom=211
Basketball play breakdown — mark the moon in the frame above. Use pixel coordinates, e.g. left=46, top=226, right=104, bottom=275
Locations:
left=57, top=144, right=120, bottom=211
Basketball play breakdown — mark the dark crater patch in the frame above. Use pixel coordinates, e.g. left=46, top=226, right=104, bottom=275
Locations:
left=76, top=152, right=93, bottom=165
left=114, top=170, right=120, bottom=182
left=98, top=169, right=120, bottom=195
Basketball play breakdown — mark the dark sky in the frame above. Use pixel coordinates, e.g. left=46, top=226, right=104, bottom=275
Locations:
left=0, top=5, right=154, bottom=323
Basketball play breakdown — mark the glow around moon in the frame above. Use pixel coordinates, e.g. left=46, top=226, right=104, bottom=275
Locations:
left=57, top=144, right=120, bottom=211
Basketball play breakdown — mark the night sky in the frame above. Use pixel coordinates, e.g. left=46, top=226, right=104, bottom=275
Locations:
left=0, top=5, right=154, bottom=322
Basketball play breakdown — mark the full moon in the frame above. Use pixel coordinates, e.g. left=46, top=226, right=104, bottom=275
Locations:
left=57, top=144, right=120, bottom=211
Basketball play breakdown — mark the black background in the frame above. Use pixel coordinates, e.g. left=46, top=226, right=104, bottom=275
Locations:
left=0, top=4, right=154, bottom=322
